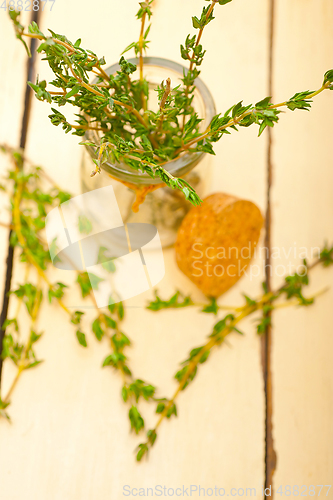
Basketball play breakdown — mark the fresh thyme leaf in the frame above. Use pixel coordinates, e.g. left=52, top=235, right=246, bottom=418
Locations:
left=76, top=330, right=88, bottom=347
left=76, top=272, right=92, bottom=298
left=147, top=290, right=193, bottom=311
left=201, top=297, right=219, bottom=315
left=92, top=318, right=104, bottom=341
left=129, top=405, right=144, bottom=434
left=78, top=214, right=92, bottom=234
left=71, top=311, right=85, bottom=325
left=320, top=243, right=333, bottom=267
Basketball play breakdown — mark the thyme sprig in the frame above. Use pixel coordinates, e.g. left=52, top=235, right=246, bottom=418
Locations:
left=1, top=275, right=43, bottom=415
left=9, top=5, right=333, bottom=206
left=136, top=255, right=333, bottom=460
left=0, top=147, right=161, bottom=434
left=0, top=146, right=72, bottom=410
left=180, top=0, right=219, bottom=128
left=122, top=0, right=154, bottom=111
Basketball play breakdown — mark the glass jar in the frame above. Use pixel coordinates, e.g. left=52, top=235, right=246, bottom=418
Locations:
left=81, top=57, right=216, bottom=248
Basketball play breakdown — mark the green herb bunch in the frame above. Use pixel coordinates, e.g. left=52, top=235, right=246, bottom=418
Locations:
left=9, top=2, right=333, bottom=206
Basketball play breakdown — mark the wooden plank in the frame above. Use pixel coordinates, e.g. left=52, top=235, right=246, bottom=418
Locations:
left=0, top=11, right=31, bottom=147
left=272, top=0, right=333, bottom=489
left=0, top=10, right=29, bottom=297
left=0, top=0, right=269, bottom=496
left=0, top=11, right=34, bottom=376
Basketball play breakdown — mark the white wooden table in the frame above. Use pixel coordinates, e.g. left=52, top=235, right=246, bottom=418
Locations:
left=0, top=1, right=332, bottom=498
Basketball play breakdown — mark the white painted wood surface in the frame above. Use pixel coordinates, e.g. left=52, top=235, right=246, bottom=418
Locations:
left=0, top=0, right=332, bottom=497
left=272, top=0, right=333, bottom=488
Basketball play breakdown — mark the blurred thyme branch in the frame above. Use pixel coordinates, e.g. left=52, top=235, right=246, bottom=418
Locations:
left=0, top=146, right=163, bottom=433
left=136, top=251, right=333, bottom=460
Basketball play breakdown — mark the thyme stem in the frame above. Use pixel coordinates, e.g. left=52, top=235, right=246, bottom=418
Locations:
left=182, top=0, right=218, bottom=130
left=21, top=31, right=155, bottom=139
left=153, top=303, right=256, bottom=433
left=140, top=257, right=327, bottom=458
left=139, top=11, right=147, bottom=111
left=3, top=277, right=42, bottom=404
left=154, top=78, right=171, bottom=138
left=176, top=83, right=330, bottom=155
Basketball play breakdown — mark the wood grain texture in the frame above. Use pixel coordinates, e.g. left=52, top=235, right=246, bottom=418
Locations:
left=262, top=0, right=277, bottom=494
left=271, top=0, right=333, bottom=490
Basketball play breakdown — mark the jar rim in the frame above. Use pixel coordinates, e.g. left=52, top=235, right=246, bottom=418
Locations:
left=84, top=56, right=216, bottom=185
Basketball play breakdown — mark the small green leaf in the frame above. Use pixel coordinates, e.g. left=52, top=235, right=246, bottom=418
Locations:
left=26, top=360, right=43, bottom=370
left=122, top=386, right=128, bottom=402
left=147, top=429, right=157, bottom=445
left=28, top=21, right=45, bottom=38
left=255, top=96, right=272, bottom=109
left=92, top=318, right=104, bottom=341
left=78, top=214, right=92, bottom=234
left=103, top=315, right=116, bottom=329
left=30, top=330, right=43, bottom=344
left=320, top=243, right=333, bottom=267
left=89, top=273, right=104, bottom=290
left=323, top=69, right=333, bottom=85
left=156, top=402, right=165, bottom=414
left=71, top=311, right=84, bottom=325
left=192, top=16, right=202, bottom=29
left=117, top=302, right=125, bottom=320
left=258, top=121, right=268, bottom=136
left=66, top=85, right=81, bottom=99
left=79, top=141, right=97, bottom=148
left=121, top=41, right=137, bottom=55
left=76, top=330, right=87, bottom=347
left=97, top=246, right=116, bottom=273
left=77, top=272, right=92, bottom=298
left=129, top=405, right=144, bottom=434
left=233, top=326, right=244, bottom=335
left=136, top=443, right=148, bottom=461
left=166, top=403, right=177, bottom=418
left=244, top=294, right=257, bottom=306
left=147, top=291, right=193, bottom=311
left=48, top=282, right=67, bottom=303
left=107, top=300, right=116, bottom=314
left=202, top=298, right=219, bottom=315
left=199, top=350, right=210, bottom=363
